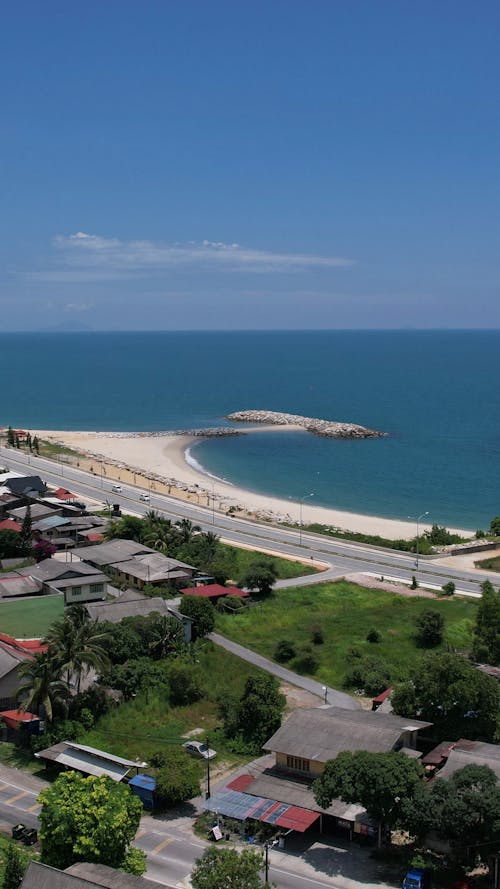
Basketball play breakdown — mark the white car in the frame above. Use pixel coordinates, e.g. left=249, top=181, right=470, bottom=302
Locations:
left=182, top=741, right=217, bottom=760
left=139, top=493, right=150, bottom=502
left=111, top=484, right=122, bottom=492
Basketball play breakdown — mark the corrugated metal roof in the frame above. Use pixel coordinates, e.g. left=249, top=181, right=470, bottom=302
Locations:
left=204, top=788, right=319, bottom=833
left=35, top=741, right=147, bottom=781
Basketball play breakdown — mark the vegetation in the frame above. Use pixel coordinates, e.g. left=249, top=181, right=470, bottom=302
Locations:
left=490, top=516, right=500, bottom=537
left=215, top=580, right=477, bottom=690
left=297, top=522, right=467, bottom=552
left=149, top=747, right=202, bottom=808
left=415, top=610, right=445, bottom=647
left=428, top=764, right=500, bottom=862
left=475, top=555, right=500, bottom=572
left=218, top=674, right=286, bottom=754
left=472, top=580, right=500, bottom=664
left=179, top=596, right=216, bottom=639
left=441, top=581, right=456, bottom=596
left=39, top=772, right=145, bottom=874
left=391, top=652, right=500, bottom=742
left=1, top=842, right=30, bottom=889
left=313, top=751, right=425, bottom=846
left=238, top=559, right=278, bottom=595
left=191, top=847, right=267, bottom=889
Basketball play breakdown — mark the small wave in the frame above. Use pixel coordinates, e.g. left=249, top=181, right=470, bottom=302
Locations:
left=185, top=443, right=234, bottom=486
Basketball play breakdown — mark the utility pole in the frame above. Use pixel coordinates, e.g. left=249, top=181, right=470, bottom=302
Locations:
left=206, top=739, right=211, bottom=799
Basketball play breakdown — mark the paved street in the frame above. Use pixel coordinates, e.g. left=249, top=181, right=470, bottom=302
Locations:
left=1, top=445, right=496, bottom=597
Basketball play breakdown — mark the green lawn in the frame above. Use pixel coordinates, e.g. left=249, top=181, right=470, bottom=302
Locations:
left=218, top=543, right=319, bottom=582
left=215, top=580, right=478, bottom=689
left=80, top=642, right=264, bottom=765
left=0, top=595, right=64, bottom=637
left=475, top=555, right=500, bottom=572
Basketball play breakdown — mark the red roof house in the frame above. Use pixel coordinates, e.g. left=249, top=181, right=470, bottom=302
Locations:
left=0, top=519, right=21, bottom=533
left=53, top=488, right=77, bottom=501
left=0, top=633, right=47, bottom=656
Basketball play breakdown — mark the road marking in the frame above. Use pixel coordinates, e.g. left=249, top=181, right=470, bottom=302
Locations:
left=135, top=829, right=146, bottom=839
left=152, top=836, right=175, bottom=854
left=6, top=791, right=29, bottom=805
left=0, top=784, right=9, bottom=791
left=27, top=803, right=41, bottom=813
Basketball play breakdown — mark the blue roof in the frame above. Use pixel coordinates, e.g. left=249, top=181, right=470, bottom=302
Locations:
left=33, top=515, right=69, bottom=531
left=129, top=773, right=156, bottom=790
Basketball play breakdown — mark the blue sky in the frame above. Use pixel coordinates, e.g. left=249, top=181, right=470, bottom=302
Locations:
left=2, top=1, right=499, bottom=330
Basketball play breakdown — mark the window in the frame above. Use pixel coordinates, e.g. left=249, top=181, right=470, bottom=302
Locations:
left=71, top=587, right=82, bottom=596
left=286, top=755, right=310, bottom=772
left=90, top=584, right=103, bottom=593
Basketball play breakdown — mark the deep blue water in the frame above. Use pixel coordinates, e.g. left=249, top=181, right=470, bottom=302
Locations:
left=0, top=330, right=498, bottom=529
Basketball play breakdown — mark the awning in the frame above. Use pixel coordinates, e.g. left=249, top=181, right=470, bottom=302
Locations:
left=204, top=788, right=319, bottom=833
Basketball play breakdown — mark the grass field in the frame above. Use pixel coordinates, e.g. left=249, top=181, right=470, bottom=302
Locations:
left=0, top=595, right=64, bottom=637
left=218, top=543, right=319, bottom=582
left=215, top=580, right=478, bottom=689
left=81, top=642, right=264, bottom=765
left=475, top=555, right=500, bottom=572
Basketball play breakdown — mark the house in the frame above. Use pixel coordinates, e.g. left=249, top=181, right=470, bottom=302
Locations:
left=9, top=503, right=61, bottom=522
left=21, top=861, right=173, bottom=889
left=180, top=583, right=249, bottom=603
left=108, top=552, right=195, bottom=590
left=205, top=706, right=432, bottom=841
left=5, top=475, right=47, bottom=497
left=0, top=574, right=43, bottom=599
left=423, top=738, right=500, bottom=782
left=85, top=589, right=192, bottom=642
left=15, top=558, right=109, bottom=605
left=0, top=636, right=35, bottom=709
left=0, top=518, right=21, bottom=533
left=71, top=539, right=158, bottom=569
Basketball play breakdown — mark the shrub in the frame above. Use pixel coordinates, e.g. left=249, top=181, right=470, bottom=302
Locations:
left=411, top=576, right=419, bottom=589
left=310, top=625, right=324, bottom=645
left=167, top=661, right=205, bottom=706
left=293, top=646, right=319, bottom=674
left=441, top=581, right=455, bottom=596
left=344, top=656, right=391, bottom=695
left=415, top=610, right=445, bottom=647
left=366, top=628, right=381, bottom=643
left=274, top=639, right=296, bottom=663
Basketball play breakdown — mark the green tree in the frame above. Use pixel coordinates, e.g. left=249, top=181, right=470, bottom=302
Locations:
left=221, top=675, right=285, bottom=753
left=490, top=517, right=500, bottom=537
left=20, top=505, right=33, bottom=556
left=17, top=652, right=70, bottom=722
left=2, top=843, right=27, bottom=889
left=415, top=610, right=445, bottom=647
left=0, top=530, right=24, bottom=559
left=104, top=515, right=145, bottom=542
left=146, top=614, right=185, bottom=660
left=391, top=652, right=500, bottom=742
left=150, top=748, right=201, bottom=808
left=274, top=639, right=296, bottom=663
left=7, top=425, right=15, bottom=446
left=179, top=596, right=215, bottom=639
left=191, top=847, right=266, bottom=889
left=429, top=764, right=500, bottom=862
left=32, top=435, right=40, bottom=454
left=472, top=580, right=500, bottom=665
left=239, top=559, right=277, bottom=596
left=167, top=660, right=205, bottom=705
left=39, top=772, right=145, bottom=873
left=99, top=657, right=168, bottom=700
left=313, top=750, right=426, bottom=846
left=175, top=518, right=201, bottom=545
left=47, top=607, right=111, bottom=692
left=441, top=581, right=456, bottom=596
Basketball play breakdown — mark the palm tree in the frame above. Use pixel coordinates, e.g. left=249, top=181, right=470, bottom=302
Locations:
left=17, top=653, right=70, bottom=722
left=175, top=519, right=201, bottom=545
left=47, top=611, right=111, bottom=692
left=147, top=614, right=185, bottom=660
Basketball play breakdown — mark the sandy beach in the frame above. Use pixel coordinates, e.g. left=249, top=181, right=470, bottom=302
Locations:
left=29, top=428, right=471, bottom=540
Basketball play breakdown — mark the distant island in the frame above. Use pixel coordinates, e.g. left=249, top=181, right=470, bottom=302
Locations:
left=225, top=410, right=386, bottom=439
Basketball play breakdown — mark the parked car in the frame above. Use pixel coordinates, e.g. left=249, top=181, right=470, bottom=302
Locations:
left=182, top=740, right=217, bottom=760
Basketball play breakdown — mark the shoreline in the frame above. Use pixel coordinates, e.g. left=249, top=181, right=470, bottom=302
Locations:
left=24, top=428, right=472, bottom=540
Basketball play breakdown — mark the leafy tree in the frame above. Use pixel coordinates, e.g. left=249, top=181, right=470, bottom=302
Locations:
left=146, top=614, right=185, bottom=660
left=38, top=772, right=145, bottom=873
left=313, top=750, right=426, bottom=846
left=2, top=843, right=27, bottom=889
left=99, top=658, right=168, bottom=700
left=33, top=539, right=57, bottom=562
left=0, top=530, right=24, bottom=559
left=274, top=639, right=296, bottom=663
left=429, top=764, right=500, bottom=862
left=220, top=675, right=285, bottom=753
left=239, top=559, right=277, bottom=596
left=20, top=505, right=33, bottom=555
left=391, top=652, right=500, bottom=742
left=32, top=435, right=40, bottom=454
left=175, top=518, right=201, bottom=545
left=17, top=652, right=70, bottom=722
left=150, top=748, right=201, bottom=808
left=179, top=596, right=215, bottom=639
left=7, top=425, right=15, bottom=446
left=441, top=581, right=456, bottom=596
left=344, top=656, right=391, bottom=696
left=424, top=524, right=464, bottom=546
left=191, top=847, right=266, bottom=889
left=101, top=620, right=143, bottom=664
left=293, top=646, right=319, bottom=674
left=104, top=515, right=145, bottom=542
left=415, top=610, right=444, bottom=647
left=26, top=433, right=32, bottom=450
left=490, top=517, right=500, bottom=537
left=410, top=576, right=418, bottom=589
left=167, top=660, right=205, bottom=705
left=472, top=580, right=500, bottom=665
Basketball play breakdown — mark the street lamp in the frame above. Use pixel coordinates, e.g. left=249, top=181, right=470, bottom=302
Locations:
left=413, top=510, right=430, bottom=570
left=298, top=493, right=314, bottom=545
left=264, top=839, right=279, bottom=884
left=321, top=685, right=328, bottom=704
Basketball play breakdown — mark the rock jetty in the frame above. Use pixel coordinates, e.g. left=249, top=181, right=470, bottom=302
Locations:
left=225, top=410, right=386, bottom=439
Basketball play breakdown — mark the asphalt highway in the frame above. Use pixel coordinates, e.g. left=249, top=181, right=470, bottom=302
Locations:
left=0, top=445, right=495, bottom=596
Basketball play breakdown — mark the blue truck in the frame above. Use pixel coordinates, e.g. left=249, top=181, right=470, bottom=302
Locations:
left=403, top=869, right=431, bottom=889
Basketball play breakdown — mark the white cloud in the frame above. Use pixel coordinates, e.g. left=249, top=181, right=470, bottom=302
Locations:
left=52, top=232, right=354, bottom=274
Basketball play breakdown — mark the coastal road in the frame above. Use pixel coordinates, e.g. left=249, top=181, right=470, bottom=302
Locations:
left=1, top=445, right=496, bottom=597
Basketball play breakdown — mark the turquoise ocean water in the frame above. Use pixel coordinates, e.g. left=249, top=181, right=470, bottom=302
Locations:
left=1, top=330, right=498, bottom=529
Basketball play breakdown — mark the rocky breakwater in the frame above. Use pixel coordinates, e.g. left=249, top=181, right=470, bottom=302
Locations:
left=225, top=410, right=386, bottom=439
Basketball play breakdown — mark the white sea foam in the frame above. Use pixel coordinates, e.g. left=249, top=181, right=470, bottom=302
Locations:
left=185, top=443, right=234, bottom=486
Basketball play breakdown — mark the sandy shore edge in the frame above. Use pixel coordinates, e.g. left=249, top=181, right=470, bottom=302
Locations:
left=25, top=428, right=471, bottom=540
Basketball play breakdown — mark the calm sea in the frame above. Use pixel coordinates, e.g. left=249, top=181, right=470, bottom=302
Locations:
left=1, top=330, right=498, bottom=529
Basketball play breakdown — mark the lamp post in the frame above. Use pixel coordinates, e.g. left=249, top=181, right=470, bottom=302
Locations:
left=264, top=839, right=278, bottom=884
left=321, top=685, right=328, bottom=704
left=206, top=739, right=211, bottom=799
left=414, top=511, right=430, bottom=570
left=298, top=492, right=314, bottom=545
